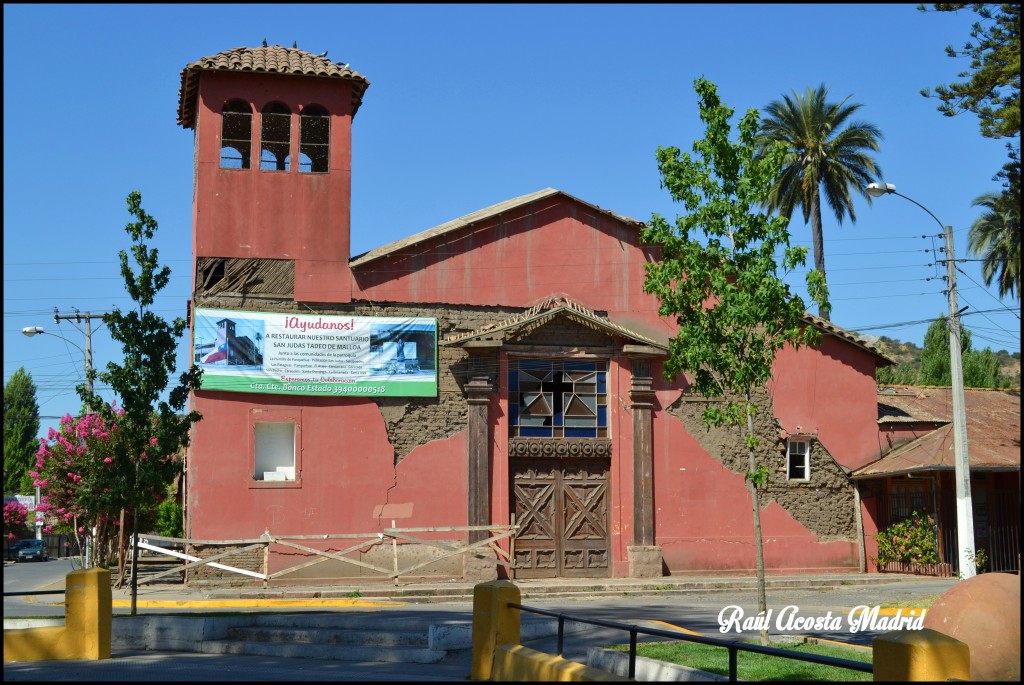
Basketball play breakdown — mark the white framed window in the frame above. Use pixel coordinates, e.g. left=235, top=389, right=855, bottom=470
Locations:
left=250, top=408, right=301, bottom=487
left=255, top=422, right=295, bottom=480
left=787, top=439, right=810, bottom=481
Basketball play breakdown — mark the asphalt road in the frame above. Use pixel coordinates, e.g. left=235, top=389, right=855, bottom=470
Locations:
left=3, top=568, right=956, bottom=682
left=4, top=559, right=954, bottom=644
left=3, top=558, right=75, bottom=618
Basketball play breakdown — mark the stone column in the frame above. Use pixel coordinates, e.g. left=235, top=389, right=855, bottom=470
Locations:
left=464, top=374, right=497, bottom=581
left=628, top=358, right=663, bottom=577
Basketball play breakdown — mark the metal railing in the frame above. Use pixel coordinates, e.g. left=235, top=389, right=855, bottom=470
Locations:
left=508, top=602, right=873, bottom=681
left=4, top=590, right=65, bottom=598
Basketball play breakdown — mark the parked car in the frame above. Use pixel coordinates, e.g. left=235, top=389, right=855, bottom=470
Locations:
left=16, top=539, right=48, bottom=562
left=6, top=539, right=32, bottom=561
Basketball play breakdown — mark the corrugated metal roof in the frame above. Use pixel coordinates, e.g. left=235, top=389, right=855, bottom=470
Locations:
left=349, top=188, right=643, bottom=268
left=177, top=45, right=370, bottom=128
left=855, top=387, right=1021, bottom=478
left=878, top=388, right=948, bottom=423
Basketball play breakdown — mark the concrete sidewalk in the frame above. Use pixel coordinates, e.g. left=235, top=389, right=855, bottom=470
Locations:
left=5, top=572, right=956, bottom=682
left=100, top=570, right=953, bottom=610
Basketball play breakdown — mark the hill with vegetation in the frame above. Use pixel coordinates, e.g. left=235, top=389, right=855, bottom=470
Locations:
left=871, top=331, right=1020, bottom=389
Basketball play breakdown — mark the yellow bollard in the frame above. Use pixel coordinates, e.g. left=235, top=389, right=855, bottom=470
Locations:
left=470, top=580, right=521, bottom=681
left=3, top=567, right=111, bottom=662
left=64, top=567, right=112, bottom=660
left=873, top=628, right=970, bottom=682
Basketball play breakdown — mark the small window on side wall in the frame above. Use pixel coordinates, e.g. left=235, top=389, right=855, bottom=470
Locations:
left=254, top=421, right=296, bottom=481
left=787, top=439, right=810, bottom=481
left=299, top=104, right=330, bottom=173
left=220, top=100, right=252, bottom=169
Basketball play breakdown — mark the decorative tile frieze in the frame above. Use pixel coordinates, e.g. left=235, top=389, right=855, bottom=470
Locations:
left=509, top=437, right=612, bottom=459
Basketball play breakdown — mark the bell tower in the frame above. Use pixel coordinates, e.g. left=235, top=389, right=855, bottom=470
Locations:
left=177, top=45, right=370, bottom=302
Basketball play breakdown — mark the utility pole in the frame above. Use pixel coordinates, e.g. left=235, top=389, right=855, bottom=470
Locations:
left=52, top=307, right=106, bottom=570
left=942, top=225, right=976, bottom=579
left=52, top=308, right=104, bottom=398
left=865, top=183, right=976, bottom=580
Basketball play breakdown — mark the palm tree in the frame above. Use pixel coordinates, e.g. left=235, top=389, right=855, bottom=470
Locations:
left=968, top=191, right=1021, bottom=300
left=756, top=84, right=884, bottom=320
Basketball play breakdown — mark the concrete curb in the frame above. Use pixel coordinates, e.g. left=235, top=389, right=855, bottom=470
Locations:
left=586, top=647, right=730, bottom=681
left=5, top=613, right=596, bottom=654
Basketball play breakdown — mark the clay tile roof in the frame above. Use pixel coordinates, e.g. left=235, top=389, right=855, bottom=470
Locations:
left=177, top=45, right=370, bottom=128
left=442, top=295, right=668, bottom=351
left=801, top=312, right=895, bottom=366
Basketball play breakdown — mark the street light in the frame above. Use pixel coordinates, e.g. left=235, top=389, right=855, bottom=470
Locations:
left=22, top=326, right=94, bottom=395
left=23, top=314, right=105, bottom=566
left=22, top=325, right=94, bottom=545
left=865, top=182, right=976, bottom=579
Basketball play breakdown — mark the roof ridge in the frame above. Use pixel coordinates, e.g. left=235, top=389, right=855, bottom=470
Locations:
left=177, top=45, right=370, bottom=129
left=350, top=188, right=643, bottom=268
left=442, top=295, right=665, bottom=350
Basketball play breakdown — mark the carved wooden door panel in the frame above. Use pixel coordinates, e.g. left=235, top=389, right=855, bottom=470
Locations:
left=512, top=458, right=610, bottom=578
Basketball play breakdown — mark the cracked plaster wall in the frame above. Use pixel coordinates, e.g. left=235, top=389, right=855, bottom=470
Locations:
left=666, top=386, right=857, bottom=541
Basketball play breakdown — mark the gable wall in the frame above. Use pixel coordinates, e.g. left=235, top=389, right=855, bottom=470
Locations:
left=770, top=334, right=883, bottom=471
left=350, top=197, right=670, bottom=334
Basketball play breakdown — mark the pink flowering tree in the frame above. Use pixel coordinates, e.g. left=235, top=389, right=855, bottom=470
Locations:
left=3, top=500, right=30, bottom=541
left=32, top=406, right=183, bottom=569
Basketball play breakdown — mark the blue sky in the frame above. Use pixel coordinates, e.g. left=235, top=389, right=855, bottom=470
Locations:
left=4, top=4, right=1020, bottom=434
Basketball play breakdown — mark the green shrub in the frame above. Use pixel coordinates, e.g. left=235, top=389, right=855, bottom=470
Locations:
left=874, top=510, right=939, bottom=566
left=154, top=498, right=183, bottom=538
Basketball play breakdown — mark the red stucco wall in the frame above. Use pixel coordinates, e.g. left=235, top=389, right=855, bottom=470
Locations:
left=771, top=337, right=883, bottom=471
left=187, top=392, right=468, bottom=549
left=351, top=197, right=668, bottom=332
left=192, top=71, right=354, bottom=302
left=651, top=388, right=859, bottom=574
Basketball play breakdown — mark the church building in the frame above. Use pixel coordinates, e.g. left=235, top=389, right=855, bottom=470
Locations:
left=178, top=45, right=892, bottom=584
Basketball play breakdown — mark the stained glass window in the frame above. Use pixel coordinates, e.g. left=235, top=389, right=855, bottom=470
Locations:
left=509, top=359, right=608, bottom=438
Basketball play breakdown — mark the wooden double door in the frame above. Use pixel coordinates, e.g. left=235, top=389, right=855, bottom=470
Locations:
left=511, top=457, right=610, bottom=578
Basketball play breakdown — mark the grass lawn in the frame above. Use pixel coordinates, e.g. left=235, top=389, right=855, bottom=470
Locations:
left=878, top=594, right=939, bottom=608
left=611, top=639, right=873, bottom=681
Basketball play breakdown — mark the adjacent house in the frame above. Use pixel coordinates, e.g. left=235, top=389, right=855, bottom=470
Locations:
left=178, top=44, right=909, bottom=585
left=855, top=386, right=1021, bottom=575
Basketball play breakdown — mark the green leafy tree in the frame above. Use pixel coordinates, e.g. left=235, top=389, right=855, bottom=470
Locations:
left=919, top=315, right=969, bottom=385
left=642, top=78, right=829, bottom=645
left=755, top=84, right=884, bottom=320
left=79, top=192, right=202, bottom=578
left=920, top=3, right=1021, bottom=141
left=918, top=314, right=1011, bottom=387
left=154, top=498, right=184, bottom=538
left=922, top=3, right=1021, bottom=285
left=877, top=362, right=920, bottom=386
left=968, top=148, right=1021, bottom=300
left=964, top=346, right=1005, bottom=387
left=4, top=367, right=40, bottom=495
